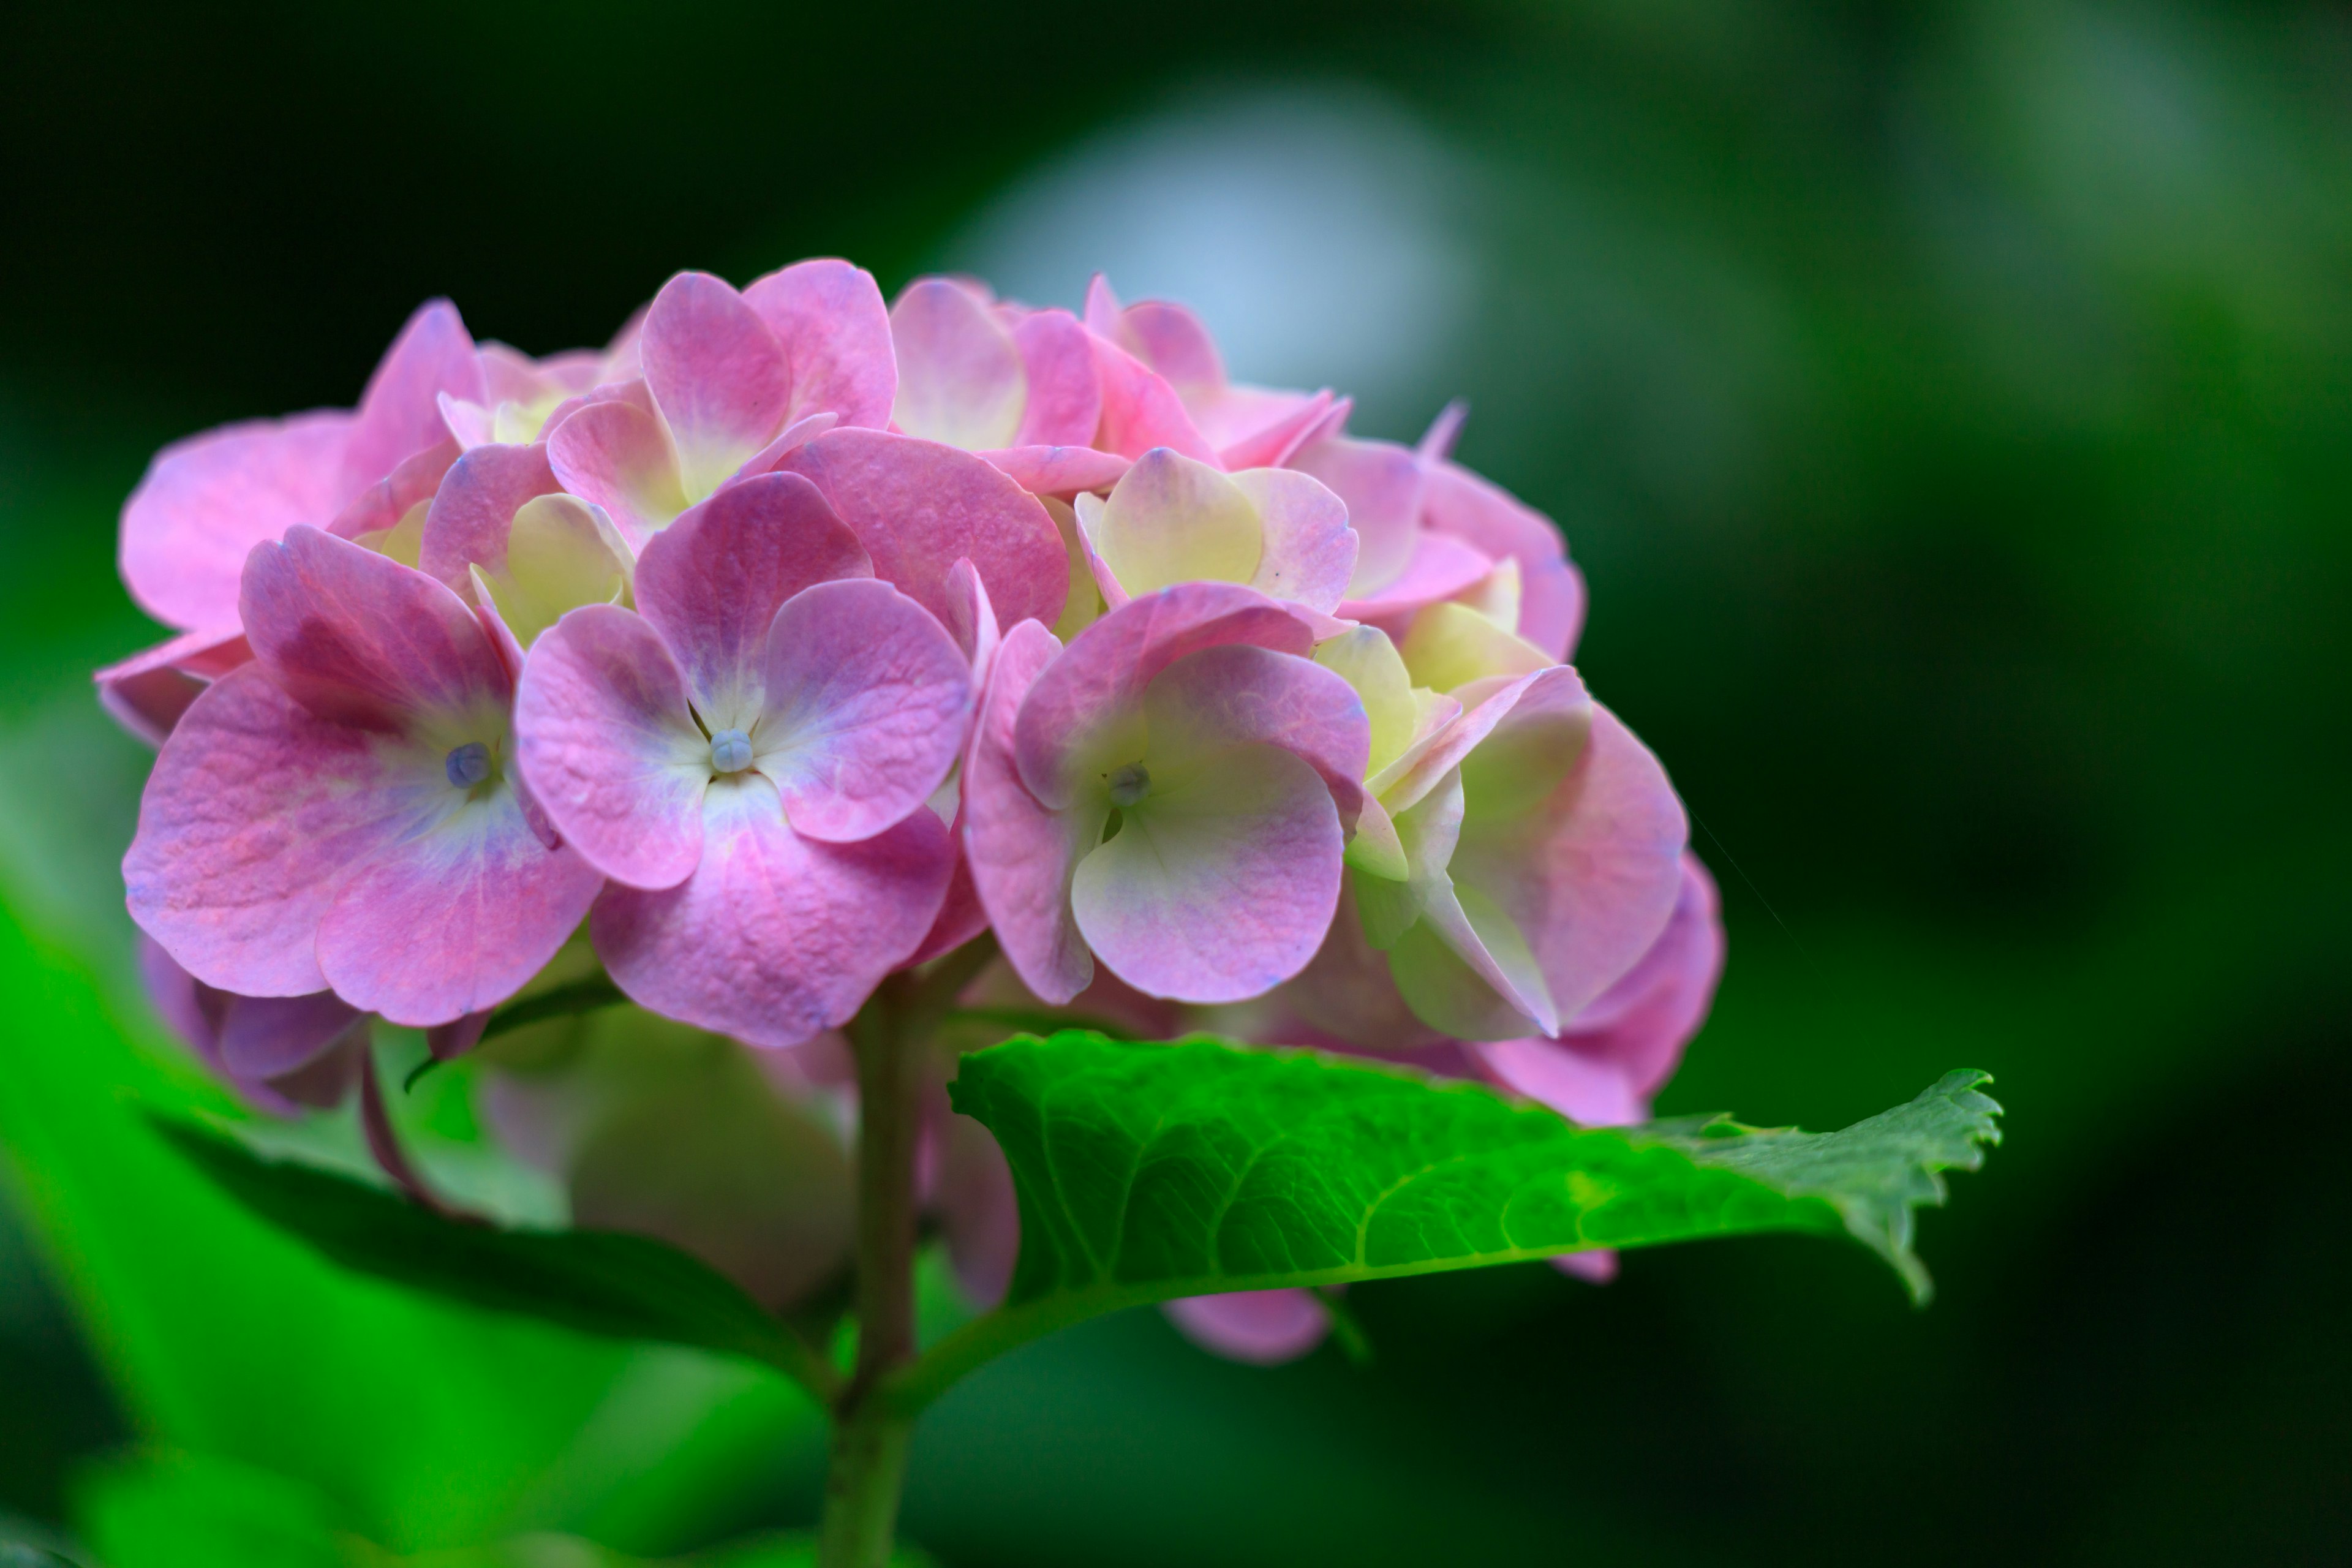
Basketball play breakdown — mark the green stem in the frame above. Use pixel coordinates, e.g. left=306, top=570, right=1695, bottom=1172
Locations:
left=817, top=936, right=995, bottom=1568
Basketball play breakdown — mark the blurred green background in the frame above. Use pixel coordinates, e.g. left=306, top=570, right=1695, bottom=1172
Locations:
left=3, top=1, right=2348, bottom=1562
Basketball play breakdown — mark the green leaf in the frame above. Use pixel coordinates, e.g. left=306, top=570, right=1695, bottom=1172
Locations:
left=149, top=1117, right=836, bottom=1403
left=903, top=1032, right=1999, bottom=1408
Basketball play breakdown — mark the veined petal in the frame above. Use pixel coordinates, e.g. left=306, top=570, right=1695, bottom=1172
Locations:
left=124, top=666, right=412, bottom=997
left=514, top=603, right=714, bottom=891
left=1422, top=460, right=1584, bottom=661
left=1291, top=434, right=1425, bottom=597
left=962, top=620, right=1095, bottom=1004
left=469, top=494, right=633, bottom=649
left=317, top=786, right=602, bottom=1027
left=1012, top=582, right=1314, bottom=809
left=1090, top=337, right=1218, bottom=462
left=95, top=628, right=251, bottom=747
left=1088, top=448, right=1261, bottom=597
left=1071, top=741, right=1341, bottom=1002
left=327, top=437, right=459, bottom=543
left=1452, top=702, right=1688, bottom=1023
left=1399, top=601, right=1553, bottom=697
left=976, top=445, right=1131, bottom=497
left=119, top=410, right=355, bottom=633
left=1339, top=531, right=1496, bottom=628
left=241, top=527, right=510, bottom=733
left=632, top=472, right=872, bottom=728
left=546, top=395, right=692, bottom=546
left=779, top=428, right=1066, bottom=634
left=891, top=277, right=1027, bottom=450
left=742, top=258, right=897, bottom=431
left=1545, top=853, right=1724, bottom=1097
left=1142, top=644, right=1368, bottom=821
left=1010, top=309, right=1101, bottom=448
left=341, top=299, right=485, bottom=499
left=1207, top=387, right=1334, bottom=472
left=417, top=442, right=562, bottom=591
left=756, top=578, right=971, bottom=843
left=592, top=779, right=952, bottom=1049
left=1228, top=467, right=1356, bottom=614
left=642, top=271, right=792, bottom=502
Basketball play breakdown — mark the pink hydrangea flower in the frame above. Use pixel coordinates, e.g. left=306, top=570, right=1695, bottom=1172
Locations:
left=1071, top=447, right=1357, bottom=627
left=138, top=936, right=366, bottom=1114
left=1293, top=405, right=1586, bottom=662
left=887, top=277, right=1129, bottom=496
left=124, top=526, right=604, bottom=1027
left=513, top=472, right=973, bottom=1048
left=439, top=341, right=615, bottom=451
left=1083, top=276, right=1336, bottom=470
left=415, top=442, right=634, bottom=652
left=102, top=300, right=488, bottom=738
left=964, top=582, right=1370, bottom=1004
left=546, top=265, right=894, bottom=544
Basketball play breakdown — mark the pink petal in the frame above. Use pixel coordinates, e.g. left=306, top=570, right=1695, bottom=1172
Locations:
left=95, top=629, right=251, bottom=746
left=119, top=409, right=355, bottom=633
left=1291, top=434, right=1426, bottom=596
left=1549, top=853, right=1724, bottom=1095
left=962, top=620, right=1094, bottom=1003
left=1207, top=386, right=1335, bottom=472
left=1071, top=741, right=1342, bottom=1002
left=976, top=445, right=1131, bottom=496
left=124, top=666, right=413, bottom=996
left=641, top=271, right=791, bottom=499
left=1090, top=337, right=1218, bottom=462
left=138, top=937, right=364, bottom=1111
left=890, top=277, right=1027, bottom=450
left=439, top=394, right=497, bottom=450
left=1229, top=467, right=1357, bottom=614
left=1012, top=583, right=1314, bottom=809
left=930, top=1091, right=1019, bottom=1306
left=1422, top=461, right=1584, bottom=661
left=317, top=788, right=603, bottom=1027
left=1141, top=643, right=1369, bottom=821
left=217, top=989, right=368, bottom=1084
left=1457, top=702, right=1689, bottom=1024
left=742, top=258, right=897, bottom=431
left=1338, top=531, right=1496, bottom=627
left=326, top=437, right=458, bottom=541
left=1279, top=883, right=1447, bottom=1051
left=1082, top=273, right=1125, bottom=337
left=546, top=393, right=690, bottom=546
left=779, top=428, right=1066, bottom=635
left=1010, top=309, right=1101, bottom=448
left=240, top=527, right=511, bottom=731
left=1164, top=1290, right=1329, bottom=1365
left=755, top=578, right=971, bottom=843
left=417, top=443, right=562, bottom=590
left=339, top=300, right=486, bottom=500
left=515, top=603, right=712, bottom=891
left=1113, top=296, right=1226, bottom=393
left=592, top=780, right=952, bottom=1049
left=1469, top=1038, right=1648, bottom=1128
left=633, top=472, right=872, bottom=725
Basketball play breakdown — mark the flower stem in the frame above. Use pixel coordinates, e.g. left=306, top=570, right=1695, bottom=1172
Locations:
left=818, top=935, right=995, bottom=1567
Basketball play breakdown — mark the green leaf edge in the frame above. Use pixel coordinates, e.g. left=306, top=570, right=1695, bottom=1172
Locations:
left=146, top=1112, right=839, bottom=1404
left=893, top=1035, right=2001, bottom=1412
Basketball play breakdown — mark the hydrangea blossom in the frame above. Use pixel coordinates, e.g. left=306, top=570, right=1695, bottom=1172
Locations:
left=110, top=260, right=1724, bottom=1389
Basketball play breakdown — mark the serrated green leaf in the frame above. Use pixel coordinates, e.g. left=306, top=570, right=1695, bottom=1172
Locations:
left=149, top=1117, right=835, bottom=1402
left=905, top=1033, right=1999, bottom=1407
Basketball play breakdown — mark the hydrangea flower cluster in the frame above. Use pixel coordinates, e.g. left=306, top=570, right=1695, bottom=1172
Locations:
left=113, top=260, right=1724, bottom=1365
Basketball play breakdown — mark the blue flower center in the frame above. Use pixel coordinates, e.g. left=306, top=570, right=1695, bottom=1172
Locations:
left=1106, top=762, right=1151, bottom=808
left=445, top=742, right=492, bottom=789
left=710, top=728, right=755, bottom=774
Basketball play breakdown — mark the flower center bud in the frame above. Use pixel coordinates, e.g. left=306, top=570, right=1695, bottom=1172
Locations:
left=1106, top=761, right=1151, bottom=808
left=710, top=728, right=755, bottom=774
left=444, top=741, right=492, bottom=789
